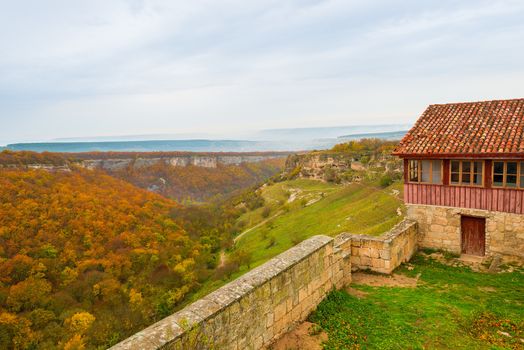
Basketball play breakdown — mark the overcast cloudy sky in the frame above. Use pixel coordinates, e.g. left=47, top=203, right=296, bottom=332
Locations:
left=1, top=0, right=524, bottom=144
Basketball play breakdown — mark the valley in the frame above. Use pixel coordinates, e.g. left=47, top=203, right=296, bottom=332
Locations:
left=0, top=139, right=406, bottom=349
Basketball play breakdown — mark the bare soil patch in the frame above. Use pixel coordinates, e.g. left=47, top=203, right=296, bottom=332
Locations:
left=346, top=286, right=369, bottom=298
left=270, top=321, right=327, bottom=350
left=352, top=272, right=419, bottom=288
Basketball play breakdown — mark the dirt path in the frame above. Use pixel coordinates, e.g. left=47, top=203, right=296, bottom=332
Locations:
left=217, top=250, right=226, bottom=268
left=234, top=210, right=283, bottom=243
left=351, top=272, right=420, bottom=287
left=217, top=210, right=284, bottom=269
left=270, top=321, right=327, bottom=350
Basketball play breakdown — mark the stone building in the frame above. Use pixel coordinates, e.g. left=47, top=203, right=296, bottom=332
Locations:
left=393, top=98, right=524, bottom=262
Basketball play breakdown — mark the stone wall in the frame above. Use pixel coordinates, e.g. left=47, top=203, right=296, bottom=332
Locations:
left=111, top=235, right=351, bottom=350
left=407, top=204, right=524, bottom=262
left=342, top=219, right=418, bottom=274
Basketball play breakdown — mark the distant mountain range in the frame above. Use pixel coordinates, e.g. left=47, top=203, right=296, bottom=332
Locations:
left=338, top=130, right=408, bottom=140
left=4, top=125, right=409, bottom=153
left=249, top=124, right=411, bottom=141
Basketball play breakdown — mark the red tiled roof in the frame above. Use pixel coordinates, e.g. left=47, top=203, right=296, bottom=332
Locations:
left=393, top=98, right=524, bottom=157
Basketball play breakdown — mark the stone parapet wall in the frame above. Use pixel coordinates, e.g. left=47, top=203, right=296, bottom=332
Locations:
left=343, top=219, right=418, bottom=274
left=407, top=204, right=524, bottom=262
left=111, top=235, right=351, bottom=350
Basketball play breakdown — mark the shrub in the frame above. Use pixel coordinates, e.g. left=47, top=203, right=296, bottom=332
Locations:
left=324, top=166, right=339, bottom=183
left=287, top=166, right=302, bottom=180
left=379, top=174, right=393, bottom=188
left=261, top=206, right=271, bottom=218
left=214, top=261, right=239, bottom=280
left=291, top=235, right=302, bottom=246
left=231, top=249, right=252, bottom=269
left=265, top=236, right=276, bottom=249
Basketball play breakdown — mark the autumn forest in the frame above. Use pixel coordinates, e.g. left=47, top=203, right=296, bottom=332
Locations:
left=0, top=151, right=283, bottom=349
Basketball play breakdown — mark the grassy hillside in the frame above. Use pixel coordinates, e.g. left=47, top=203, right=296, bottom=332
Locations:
left=234, top=179, right=404, bottom=269
left=186, top=178, right=404, bottom=304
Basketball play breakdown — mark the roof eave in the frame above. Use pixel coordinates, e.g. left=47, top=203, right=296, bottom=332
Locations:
left=393, top=152, right=524, bottom=159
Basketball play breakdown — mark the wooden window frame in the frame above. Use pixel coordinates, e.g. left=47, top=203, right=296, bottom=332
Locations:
left=408, top=159, right=419, bottom=183
left=449, top=160, right=485, bottom=187
left=492, top=161, right=524, bottom=189
left=408, top=159, right=443, bottom=184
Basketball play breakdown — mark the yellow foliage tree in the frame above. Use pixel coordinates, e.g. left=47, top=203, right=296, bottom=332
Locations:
left=65, top=312, right=96, bottom=334
left=63, top=334, right=86, bottom=350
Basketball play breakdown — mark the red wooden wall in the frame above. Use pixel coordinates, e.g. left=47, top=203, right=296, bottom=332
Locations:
left=404, top=183, right=524, bottom=214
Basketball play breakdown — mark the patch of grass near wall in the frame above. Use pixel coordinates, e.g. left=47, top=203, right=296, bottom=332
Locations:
left=310, top=255, right=524, bottom=350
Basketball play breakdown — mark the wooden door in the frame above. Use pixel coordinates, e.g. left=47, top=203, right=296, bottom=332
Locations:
left=461, top=216, right=485, bottom=256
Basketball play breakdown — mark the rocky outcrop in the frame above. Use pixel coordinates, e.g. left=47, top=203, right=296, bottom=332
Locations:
left=286, top=153, right=352, bottom=181
left=285, top=152, right=402, bottom=182
left=82, top=154, right=287, bottom=170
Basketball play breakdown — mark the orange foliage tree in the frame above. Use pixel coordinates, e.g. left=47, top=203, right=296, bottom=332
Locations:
left=0, top=168, right=217, bottom=349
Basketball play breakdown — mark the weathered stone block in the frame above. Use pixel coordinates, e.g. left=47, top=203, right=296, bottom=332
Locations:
left=360, top=256, right=372, bottom=266
left=274, top=301, right=287, bottom=322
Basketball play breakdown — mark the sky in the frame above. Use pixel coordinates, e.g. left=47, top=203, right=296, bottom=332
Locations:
left=1, top=0, right=524, bottom=145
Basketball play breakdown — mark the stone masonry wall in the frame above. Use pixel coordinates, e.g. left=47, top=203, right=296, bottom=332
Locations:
left=342, top=219, right=418, bottom=274
left=407, top=204, right=524, bottom=262
left=111, top=235, right=351, bottom=350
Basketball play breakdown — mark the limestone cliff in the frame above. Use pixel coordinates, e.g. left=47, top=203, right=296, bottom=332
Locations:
left=81, top=153, right=288, bottom=170
left=285, top=151, right=402, bottom=183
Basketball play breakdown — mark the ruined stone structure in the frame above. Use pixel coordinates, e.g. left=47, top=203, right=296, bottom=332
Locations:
left=111, top=220, right=417, bottom=350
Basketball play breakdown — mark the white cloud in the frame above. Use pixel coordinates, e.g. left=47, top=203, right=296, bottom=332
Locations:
left=1, top=0, right=524, bottom=142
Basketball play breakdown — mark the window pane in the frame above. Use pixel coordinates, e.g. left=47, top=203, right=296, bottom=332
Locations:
left=409, top=160, right=418, bottom=182
left=473, top=173, right=483, bottom=185
left=432, top=160, right=442, bottom=183
left=451, top=161, right=459, bottom=172
left=462, top=173, right=471, bottom=183
left=507, top=175, right=517, bottom=187
left=493, top=174, right=504, bottom=186
left=474, top=161, right=483, bottom=173
left=520, top=176, right=524, bottom=188
left=507, top=162, right=517, bottom=175
left=462, top=161, right=471, bottom=173
left=421, top=160, right=431, bottom=182
left=494, top=161, right=504, bottom=174
left=521, top=162, right=524, bottom=175
left=451, top=173, right=459, bottom=184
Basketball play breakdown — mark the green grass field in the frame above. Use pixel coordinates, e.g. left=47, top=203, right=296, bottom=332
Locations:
left=234, top=179, right=404, bottom=269
left=310, top=255, right=524, bottom=350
